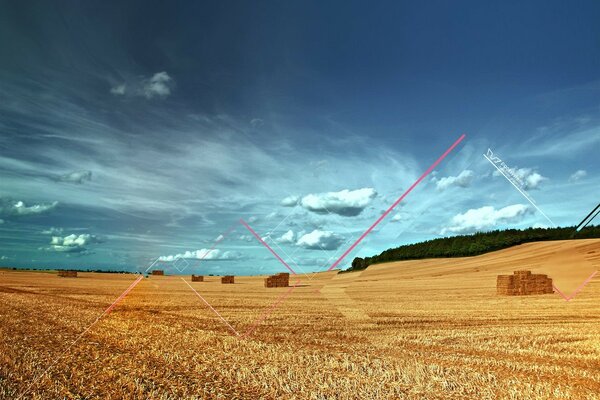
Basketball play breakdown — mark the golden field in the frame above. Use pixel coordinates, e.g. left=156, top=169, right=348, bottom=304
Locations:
left=1, top=239, right=599, bottom=399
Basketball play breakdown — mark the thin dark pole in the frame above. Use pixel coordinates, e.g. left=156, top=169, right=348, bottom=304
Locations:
left=572, top=202, right=600, bottom=237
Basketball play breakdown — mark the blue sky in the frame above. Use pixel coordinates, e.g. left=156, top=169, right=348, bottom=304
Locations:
left=1, top=1, right=599, bottom=274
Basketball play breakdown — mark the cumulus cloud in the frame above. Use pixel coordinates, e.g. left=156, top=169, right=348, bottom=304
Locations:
left=57, top=170, right=92, bottom=184
left=0, top=198, right=58, bottom=217
left=281, top=195, right=299, bottom=207
left=159, top=249, right=242, bottom=262
left=276, top=230, right=295, bottom=244
left=296, top=229, right=344, bottom=250
left=440, top=204, right=532, bottom=235
left=144, top=72, right=173, bottom=99
left=300, top=188, right=377, bottom=216
left=434, top=170, right=474, bottom=191
left=493, top=167, right=547, bottom=190
left=391, top=213, right=402, bottom=222
left=46, top=233, right=102, bottom=253
left=569, top=170, right=587, bottom=182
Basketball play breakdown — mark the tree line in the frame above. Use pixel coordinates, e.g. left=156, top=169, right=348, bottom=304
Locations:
left=344, top=225, right=600, bottom=273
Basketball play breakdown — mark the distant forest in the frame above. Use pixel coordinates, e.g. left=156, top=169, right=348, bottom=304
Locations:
left=344, top=225, right=600, bottom=273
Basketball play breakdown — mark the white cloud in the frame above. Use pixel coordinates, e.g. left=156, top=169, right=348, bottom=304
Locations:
left=248, top=216, right=257, bottom=223
left=46, top=233, right=102, bottom=253
left=300, top=188, right=377, bottom=216
left=57, top=170, right=92, bottom=184
left=569, top=169, right=587, bottom=182
left=441, top=204, right=532, bottom=235
left=434, top=170, right=474, bottom=191
left=159, top=248, right=242, bottom=262
left=281, top=195, right=299, bottom=207
left=143, top=72, right=173, bottom=99
left=391, top=213, right=402, bottom=222
left=296, top=229, right=343, bottom=250
left=110, top=84, right=126, bottom=95
left=276, top=230, right=295, bottom=244
left=493, top=167, right=548, bottom=190
left=0, top=198, right=58, bottom=217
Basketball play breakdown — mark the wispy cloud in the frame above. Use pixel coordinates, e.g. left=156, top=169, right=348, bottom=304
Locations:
left=569, top=169, right=587, bottom=182
left=110, top=71, right=174, bottom=99
left=56, top=170, right=92, bottom=184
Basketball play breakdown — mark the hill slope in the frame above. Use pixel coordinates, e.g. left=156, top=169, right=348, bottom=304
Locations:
left=346, top=225, right=600, bottom=272
left=346, top=239, right=600, bottom=295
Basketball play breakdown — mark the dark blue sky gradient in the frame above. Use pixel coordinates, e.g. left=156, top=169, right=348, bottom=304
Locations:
left=0, top=1, right=599, bottom=272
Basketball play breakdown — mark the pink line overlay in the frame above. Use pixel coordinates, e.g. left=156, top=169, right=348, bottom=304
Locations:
left=17, top=274, right=144, bottom=399
left=181, top=278, right=241, bottom=336
left=327, top=133, right=466, bottom=271
left=242, top=280, right=301, bottom=338
left=553, top=271, right=598, bottom=301
left=240, top=218, right=298, bottom=275
left=106, top=274, right=144, bottom=314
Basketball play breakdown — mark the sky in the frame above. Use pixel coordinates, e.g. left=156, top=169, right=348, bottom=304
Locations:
left=1, top=1, right=599, bottom=275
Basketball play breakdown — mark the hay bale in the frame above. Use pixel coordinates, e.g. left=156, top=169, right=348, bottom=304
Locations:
left=221, top=275, right=234, bottom=284
left=151, top=270, right=164, bottom=276
left=58, top=270, right=78, bottom=278
left=191, top=275, right=204, bottom=282
left=264, top=272, right=290, bottom=288
left=497, top=270, right=553, bottom=296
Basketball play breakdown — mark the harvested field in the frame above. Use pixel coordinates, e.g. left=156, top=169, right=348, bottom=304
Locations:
left=1, top=239, right=599, bottom=399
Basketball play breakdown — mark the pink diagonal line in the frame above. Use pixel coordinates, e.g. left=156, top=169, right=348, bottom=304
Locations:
left=327, top=133, right=466, bottom=271
left=106, top=274, right=144, bottom=314
left=553, top=284, right=571, bottom=301
left=17, top=274, right=144, bottom=400
left=553, top=270, right=598, bottom=301
left=242, top=280, right=301, bottom=339
left=181, top=277, right=240, bottom=336
left=240, top=218, right=298, bottom=275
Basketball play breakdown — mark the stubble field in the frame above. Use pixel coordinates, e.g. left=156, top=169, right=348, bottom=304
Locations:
left=1, top=239, right=599, bottom=399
